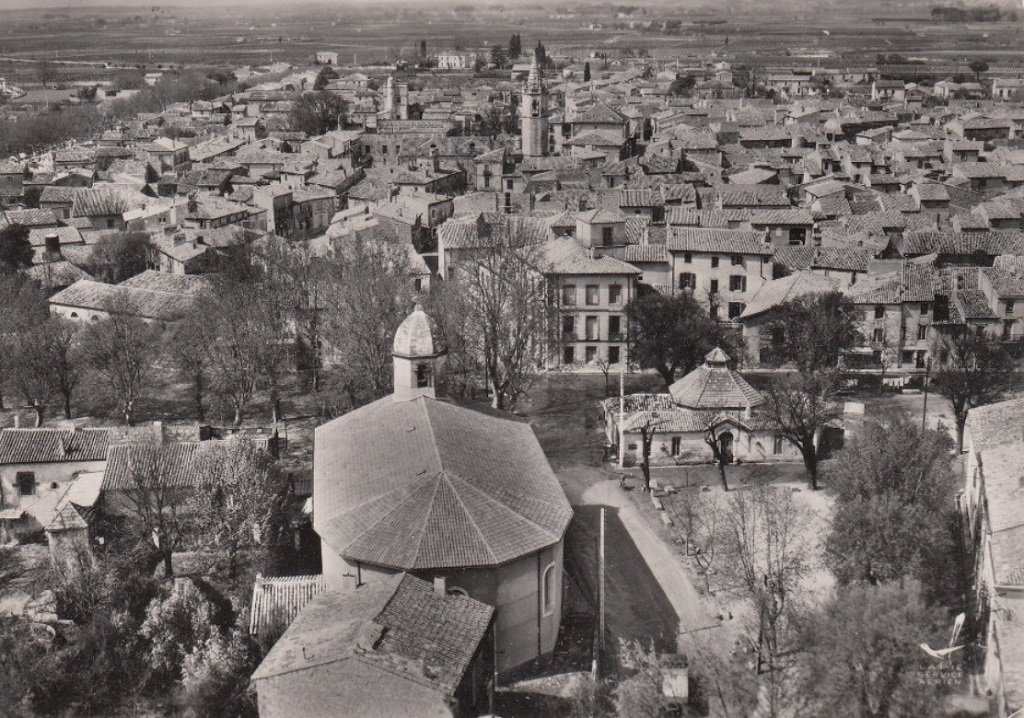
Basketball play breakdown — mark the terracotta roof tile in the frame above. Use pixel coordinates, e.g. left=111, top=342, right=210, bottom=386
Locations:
left=0, top=428, right=110, bottom=465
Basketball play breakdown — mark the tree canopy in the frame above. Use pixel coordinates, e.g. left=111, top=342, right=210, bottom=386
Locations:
left=795, top=581, right=946, bottom=718
left=762, top=291, right=861, bottom=371
left=288, top=91, right=347, bottom=136
left=931, top=327, right=1017, bottom=451
left=824, top=417, right=959, bottom=602
left=625, top=291, right=737, bottom=388
left=0, top=223, right=33, bottom=271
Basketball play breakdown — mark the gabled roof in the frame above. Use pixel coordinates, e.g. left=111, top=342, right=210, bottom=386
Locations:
left=667, top=227, right=771, bottom=256
left=252, top=573, right=493, bottom=709
left=545, top=238, right=641, bottom=275
left=739, top=271, right=841, bottom=319
left=0, top=428, right=110, bottom=465
left=314, top=396, right=572, bottom=571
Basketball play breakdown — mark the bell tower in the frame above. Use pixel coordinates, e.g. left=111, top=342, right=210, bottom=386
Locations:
left=392, top=305, right=446, bottom=402
left=520, top=53, right=548, bottom=159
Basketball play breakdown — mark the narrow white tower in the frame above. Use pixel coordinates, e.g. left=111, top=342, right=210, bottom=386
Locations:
left=520, top=54, right=548, bottom=159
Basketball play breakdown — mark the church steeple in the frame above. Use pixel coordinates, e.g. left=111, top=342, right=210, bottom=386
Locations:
left=392, top=305, right=446, bottom=402
left=520, top=53, right=548, bottom=159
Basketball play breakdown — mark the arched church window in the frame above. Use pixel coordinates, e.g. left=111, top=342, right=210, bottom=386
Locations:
left=416, top=364, right=431, bottom=388
left=542, top=563, right=556, bottom=615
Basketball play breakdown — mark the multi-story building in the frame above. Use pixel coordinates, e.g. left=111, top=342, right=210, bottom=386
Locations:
left=666, top=227, right=774, bottom=319
left=547, top=239, right=641, bottom=369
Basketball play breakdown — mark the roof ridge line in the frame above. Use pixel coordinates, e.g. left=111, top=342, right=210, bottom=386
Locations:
left=406, top=473, right=444, bottom=566
left=439, top=471, right=499, bottom=564
left=446, top=471, right=560, bottom=543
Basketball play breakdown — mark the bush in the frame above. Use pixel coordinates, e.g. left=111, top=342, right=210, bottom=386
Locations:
left=180, top=629, right=259, bottom=718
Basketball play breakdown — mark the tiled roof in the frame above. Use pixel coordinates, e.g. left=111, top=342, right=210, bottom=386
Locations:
left=118, top=270, right=213, bottom=295
left=101, top=442, right=204, bottom=490
left=669, top=348, right=764, bottom=410
left=624, top=244, right=669, bottom=263
left=901, top=231, right=1024, bottom=257
left=666, top=207, right=734, bottom=228
left=966, top=398, right=1024, bottom=454
left=773, top=246, right=872, bottom=273
left=49, top=279, right=198, bottom=322
left=846, top=271, right=903, bottom=304
left=545, top=239, right=641, bottom=275
left=374, top=574, right=494, bottom=693
left=249, top=574, right=327, bottom=641
left=253, top=573, right=493, bottom=708
left=314, top=396, right=572, bottom=571
left=748, top=208, right=814, bottom=226
left=667, top=227, right=771, bottom=255
left=739, top=271, right=841, bottom=319
left=953, top=289, right=995, bottom=320
left=71, top=187, right=137, bottom=218
left=25, top=261, right=91, bottom=290
left=716, top=184, right=790, bottom=208
left=983, top=266, right=1024, bottom=298
left=46, top=503, right=88, bottom=532
left=26, top=226, right=84, bottom=247
left=0, top=428, right=110, bottom=465
left=2, top=208, right=59, bottom=227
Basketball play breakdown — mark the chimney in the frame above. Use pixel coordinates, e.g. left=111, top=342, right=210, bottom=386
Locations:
left=433, top=576, right=446, bottom=595
left=13, top=414, right=19, bottom=429
left=153, top=420, right=164, bottom=443
left=431, top=149, right=440, bottom=174
left=44, top=233, right=61, bottom=257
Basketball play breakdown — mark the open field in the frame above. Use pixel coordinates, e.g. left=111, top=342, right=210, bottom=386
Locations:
left=0, top=1, right=1021, bottom=83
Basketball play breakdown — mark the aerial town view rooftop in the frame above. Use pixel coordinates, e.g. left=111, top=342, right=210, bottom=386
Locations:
left=0, top=0, right=1023, bottom=716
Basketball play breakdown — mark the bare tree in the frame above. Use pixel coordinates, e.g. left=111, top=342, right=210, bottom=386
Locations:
left=704, top=423, right=731, bottom=492
left=678, top=487, right=721, bottom=593
left=47, top=319, right=82, bottom=421
left=167, top=312, right=214, bottom=423
left=6, top=324, right=55, bottom=426
left=761, top=371, right=842, bottom=490
left=5, top=318, right=81, bottom=425
left=932, top=327, right=1017, bottom=452
left=637, top=417, right=659, bottom=492
left=36, top=60, right=58, bottom=88
left=320, top=234, right=417, bottom=409
left=120, top=442, right=189, bottom=578
left=442, top=216, right=554, bottom=412
left=186, top=440, right=290, bottom=579
left=83, top=295, right=158, bottom=426
left=0, top=274, right=49, bottom=412
left=719, top=484, right=807, bottom=713
left=206, top=296, right=261, bottom=426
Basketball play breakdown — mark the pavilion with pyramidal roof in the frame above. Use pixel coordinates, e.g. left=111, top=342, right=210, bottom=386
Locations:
left=601, top=347, right=805, bottom=466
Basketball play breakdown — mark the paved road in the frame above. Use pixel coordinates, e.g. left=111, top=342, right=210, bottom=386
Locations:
left=558, top=463, right=720, bottom=662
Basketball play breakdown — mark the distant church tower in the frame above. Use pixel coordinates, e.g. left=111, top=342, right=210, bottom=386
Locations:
left=520, top=54, right=548, bottom=159
left=392, top=304, right=446, bottom=402
left=382, top=76, right=409, bottom=121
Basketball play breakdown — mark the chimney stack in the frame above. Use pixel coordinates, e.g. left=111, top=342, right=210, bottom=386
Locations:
left=433, top=576, right=446, bottom=595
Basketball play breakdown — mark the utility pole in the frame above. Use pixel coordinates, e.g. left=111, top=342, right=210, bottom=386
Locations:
left=921, top=357, right=932, bottom=433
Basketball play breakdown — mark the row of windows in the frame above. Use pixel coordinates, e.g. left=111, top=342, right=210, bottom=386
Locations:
left=562, top=314, right=623, bottom=340
left=681, top=252, right=748, bottom=267
left=659, top=435, right=786, bottom=455
left=561, top=284, right=623, bottom=306
left=564, top=345, right=621, bottom=365
left=678, top=273, right=747, bottom=292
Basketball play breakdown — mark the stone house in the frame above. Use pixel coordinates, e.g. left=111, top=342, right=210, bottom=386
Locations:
left=0, top=428, right=110, bottom=541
